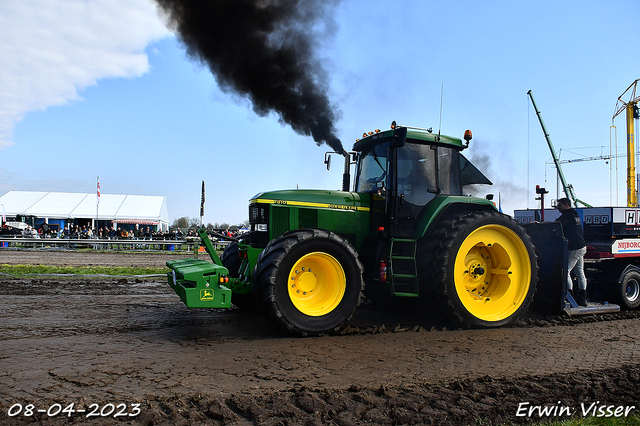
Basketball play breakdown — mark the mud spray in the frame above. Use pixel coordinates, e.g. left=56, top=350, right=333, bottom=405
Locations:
left=154, top=0, right=344, bottom=153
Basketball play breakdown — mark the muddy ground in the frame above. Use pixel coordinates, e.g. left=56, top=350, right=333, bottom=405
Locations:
left=1, top=248, right=640, bottom=425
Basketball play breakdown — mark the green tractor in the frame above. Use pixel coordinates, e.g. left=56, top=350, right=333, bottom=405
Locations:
left=167, top=122, right=538, bottom=335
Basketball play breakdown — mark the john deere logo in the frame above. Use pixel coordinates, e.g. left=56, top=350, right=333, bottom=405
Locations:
left=200, top=289, right=214, bottom=301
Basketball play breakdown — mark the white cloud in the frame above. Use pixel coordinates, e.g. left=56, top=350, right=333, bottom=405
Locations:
left=0, top=0, right=170, bottom=149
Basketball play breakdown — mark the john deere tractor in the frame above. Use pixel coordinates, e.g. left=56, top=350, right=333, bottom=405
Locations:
left=167, top=122, right=538, bottom=335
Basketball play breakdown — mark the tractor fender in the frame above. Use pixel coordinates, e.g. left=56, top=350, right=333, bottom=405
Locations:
left=417, top=198, right=496, bottom=239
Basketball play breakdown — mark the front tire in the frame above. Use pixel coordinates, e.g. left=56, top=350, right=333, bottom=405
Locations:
left=220, top=241, right=241, bottom=276
left=253, top=229, right=364, bottom=336
left=430, top=211, right=538, bottom=328
left=221, top=241, right=255, bottom=311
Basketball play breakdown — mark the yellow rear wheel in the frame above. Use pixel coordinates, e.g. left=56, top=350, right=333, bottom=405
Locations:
left=431, top=211, right=537, bottom=328
left=454, top=224, right=532, bottom=322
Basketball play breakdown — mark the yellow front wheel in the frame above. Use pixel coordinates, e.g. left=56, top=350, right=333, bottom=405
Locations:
left=432, top=211, right=538, bottom=328
left=253, top=229, right=364, bottom=336
left=288, top=252, right=346, bottom=316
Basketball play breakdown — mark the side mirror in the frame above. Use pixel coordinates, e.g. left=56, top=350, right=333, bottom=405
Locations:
left=324, top=152, right=332, bottom=170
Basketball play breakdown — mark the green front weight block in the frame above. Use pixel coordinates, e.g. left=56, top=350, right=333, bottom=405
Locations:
left=167, top=259, right=232, bottom=308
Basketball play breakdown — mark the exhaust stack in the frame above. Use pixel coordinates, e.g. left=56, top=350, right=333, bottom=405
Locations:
left=342, top=150, right=350, bottom=192
left=324, top=149, right=352, bottom=192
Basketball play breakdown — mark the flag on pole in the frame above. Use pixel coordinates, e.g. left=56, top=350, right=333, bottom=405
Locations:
left=97, top=177, right=101, bottom=205
left=200, top=180, right=205, bottom=217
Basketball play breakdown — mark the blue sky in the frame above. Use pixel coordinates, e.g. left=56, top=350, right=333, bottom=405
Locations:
left=1, top=0, right=639, bottom=225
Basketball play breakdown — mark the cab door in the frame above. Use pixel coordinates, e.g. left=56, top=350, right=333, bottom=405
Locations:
left=391, top=143, right=438, bottom=236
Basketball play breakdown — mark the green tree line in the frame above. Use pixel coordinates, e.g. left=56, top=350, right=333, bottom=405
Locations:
left=170, top=216, right=250, bottom=231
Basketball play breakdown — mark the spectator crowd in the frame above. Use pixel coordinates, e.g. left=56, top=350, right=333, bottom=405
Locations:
left=2, top=223, right=243, bottom=243
left=11, top=224, right=190, bottom=240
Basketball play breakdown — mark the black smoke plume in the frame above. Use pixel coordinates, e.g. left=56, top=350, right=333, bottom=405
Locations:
left=155, top=0, right=344, bottom=153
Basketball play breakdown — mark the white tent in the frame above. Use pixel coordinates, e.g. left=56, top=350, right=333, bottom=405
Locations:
left=0, top=191, right=169, bottom=230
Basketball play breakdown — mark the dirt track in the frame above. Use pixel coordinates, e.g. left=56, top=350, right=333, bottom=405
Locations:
left=1, top=249, right=640, bottom=425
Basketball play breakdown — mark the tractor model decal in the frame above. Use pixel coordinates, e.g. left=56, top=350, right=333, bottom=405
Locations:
left=249, top=198, right=370, bottom=212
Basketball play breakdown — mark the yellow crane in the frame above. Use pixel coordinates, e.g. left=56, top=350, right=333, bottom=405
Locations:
left=613, top=79, right=640, bottom=207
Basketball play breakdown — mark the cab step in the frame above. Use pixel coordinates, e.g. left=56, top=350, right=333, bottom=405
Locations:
left=389, top=238, right=419, bottom=297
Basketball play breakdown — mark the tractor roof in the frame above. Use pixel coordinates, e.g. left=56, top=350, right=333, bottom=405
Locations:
left=352, top=125, right=464, bottom=152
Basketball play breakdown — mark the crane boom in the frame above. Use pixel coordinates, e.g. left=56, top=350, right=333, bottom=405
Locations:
left=552, top=153, right=625, bottom=164
left=527, top=90, right=591, bottom=208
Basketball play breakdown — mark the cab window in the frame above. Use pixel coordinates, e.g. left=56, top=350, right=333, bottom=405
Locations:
left=438, top=147, right=461, bottom=195
left=356, top=142, right=390, bottom=193
left=396, top=143, right=437, bottom=206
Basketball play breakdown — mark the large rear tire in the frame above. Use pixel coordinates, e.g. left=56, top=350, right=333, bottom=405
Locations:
left=253, top=229, right=364, bottom=336
left=430, top=211, right=538, bottom=328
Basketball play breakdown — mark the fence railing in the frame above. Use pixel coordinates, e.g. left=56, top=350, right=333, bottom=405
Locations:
left=0, top=237, right=231, bottom=251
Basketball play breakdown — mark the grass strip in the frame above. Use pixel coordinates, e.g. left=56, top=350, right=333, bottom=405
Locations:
left=0, top=264, right=167, bottom=276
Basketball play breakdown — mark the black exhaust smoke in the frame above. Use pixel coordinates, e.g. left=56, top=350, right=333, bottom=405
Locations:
left=155, top=0, right=344, bottom=153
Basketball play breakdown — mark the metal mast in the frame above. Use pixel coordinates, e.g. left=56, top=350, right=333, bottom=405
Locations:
left=527, top=90, right=591, bottom=208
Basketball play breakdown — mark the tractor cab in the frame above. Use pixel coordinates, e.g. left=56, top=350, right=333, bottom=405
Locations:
left=352, top=122, right=492, bottom=237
